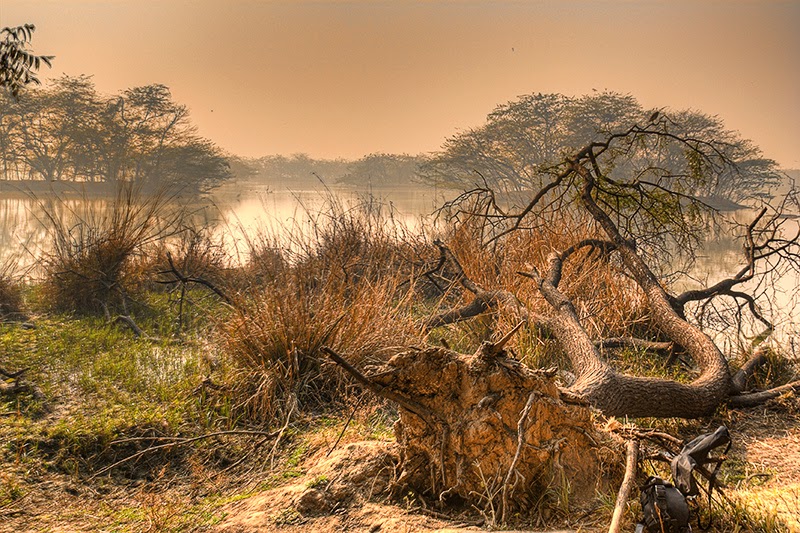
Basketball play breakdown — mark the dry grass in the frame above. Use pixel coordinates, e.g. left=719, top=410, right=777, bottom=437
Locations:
left=0, top=259, right=23, bottom=319
left=222, top=196, right=424, bottom=424
left=35, top=184, right=184, bottom=315
left=427, top=210, right=652, bottom=362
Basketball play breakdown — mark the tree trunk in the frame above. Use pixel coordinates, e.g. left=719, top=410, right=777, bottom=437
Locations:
left=530, top=167, right=732, bottom=418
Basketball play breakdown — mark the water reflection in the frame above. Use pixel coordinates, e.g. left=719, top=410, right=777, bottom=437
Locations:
left=0, top=184, right=448, bottom=272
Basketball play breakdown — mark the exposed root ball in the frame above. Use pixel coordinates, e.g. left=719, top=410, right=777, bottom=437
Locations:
left=375, top=346, right=620, bottom=515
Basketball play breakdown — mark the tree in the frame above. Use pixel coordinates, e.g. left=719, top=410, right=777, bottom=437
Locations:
left=430, top=112, right=799, bottom=419
left=0, top=77, right=231, bottom=192
left=0, top=24, right=52, bottom=99
left=11, top=76, right=100, bottom=181
left=421, top=92, right=782, bottom=202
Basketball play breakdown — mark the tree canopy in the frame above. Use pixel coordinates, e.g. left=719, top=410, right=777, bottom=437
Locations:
left=421, top=92, right=782, bottom=202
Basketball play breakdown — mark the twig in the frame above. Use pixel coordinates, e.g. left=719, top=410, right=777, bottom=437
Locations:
left=611, top=426, right=683, bottom=450
left=609, top=439, right=638, bottom=533
left=327, top=395, right=364, bottom=457
left=113, top=315, right=147, bottom=338
left=159, top=251, right=234, bottom=306
left=91, top=429, right=281, bottom=478
left=268, top=400, right=296, bottom=470
left=0, top=366, right=29, bottom=379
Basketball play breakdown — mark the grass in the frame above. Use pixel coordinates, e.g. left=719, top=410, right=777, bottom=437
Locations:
left=1, top=191, right=798, bottom=532
left=34, top=183, right=184, bottom=315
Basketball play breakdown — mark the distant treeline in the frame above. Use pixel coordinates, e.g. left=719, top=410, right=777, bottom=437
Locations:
left=228, top=152, right=430, bottom=189
left=0, top=76, right=230, bottom=193
left=2, top=79, right=791, bottom=199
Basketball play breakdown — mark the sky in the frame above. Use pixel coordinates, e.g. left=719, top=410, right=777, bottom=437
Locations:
left=1, top=1, right=799, bottom=168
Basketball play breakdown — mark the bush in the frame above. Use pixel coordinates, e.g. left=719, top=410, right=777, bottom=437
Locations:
left=222, top=196, right=422, bottom=424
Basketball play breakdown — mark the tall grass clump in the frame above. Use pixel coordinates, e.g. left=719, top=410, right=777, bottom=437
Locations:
left=223, top=195, right=423, bottom=424
left=430, top=207, right=651, bottom=352
left=0, top=258, right=23, bottom=318
left=36, top=184, right=184, bottom=315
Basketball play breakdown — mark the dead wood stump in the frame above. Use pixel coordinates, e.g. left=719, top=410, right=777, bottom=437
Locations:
left=373, top=345, right=620, bottom=516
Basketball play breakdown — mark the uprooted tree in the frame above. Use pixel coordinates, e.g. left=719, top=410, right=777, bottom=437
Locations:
left=422, top=110, right=799, bottom=418
left=324, top=104, right=798, bottom=519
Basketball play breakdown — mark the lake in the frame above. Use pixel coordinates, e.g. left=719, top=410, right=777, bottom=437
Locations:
left=0, top=181, right=797, bottom=345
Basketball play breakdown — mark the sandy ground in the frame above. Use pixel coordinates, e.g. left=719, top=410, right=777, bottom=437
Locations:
left=212, top=399, right=800, bottom=533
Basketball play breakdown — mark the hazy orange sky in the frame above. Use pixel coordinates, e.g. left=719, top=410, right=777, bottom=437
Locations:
left=2, top=1, right=798, bottom=167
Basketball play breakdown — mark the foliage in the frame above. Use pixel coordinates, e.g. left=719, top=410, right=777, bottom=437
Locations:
left=0, top=24, right=52, bottom=99
left=337, top=152, right=424, bottom=188
left=421, top=91, right=782, bottom=202
left=230, top=153, right=350, bottom=187
left=228, top=152, right=428, bottom=189
left=0, top=76, right=231, bottom=192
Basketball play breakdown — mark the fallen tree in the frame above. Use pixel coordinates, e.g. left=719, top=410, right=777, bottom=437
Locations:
left=427, top=114, right=799, bottom=418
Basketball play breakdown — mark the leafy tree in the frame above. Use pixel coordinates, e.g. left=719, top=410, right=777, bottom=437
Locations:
left=0, top=77, right=230, bottom=193
left=11, top=76, right=101, bottom=181
left=237, top=154, right=350, bottom=187
left=0, top=24, right=52, bottom=99
left=421, top=92, right=781, bottom=201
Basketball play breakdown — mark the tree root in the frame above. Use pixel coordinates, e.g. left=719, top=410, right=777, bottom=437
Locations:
left=500, top=391, right=536, bottom=525
left=327, top=343, right=618, bottom=518
left=608, top=439, right=638, bottom=533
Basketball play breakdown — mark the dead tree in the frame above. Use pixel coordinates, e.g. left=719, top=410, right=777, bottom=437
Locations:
left=430, top=120, right=800, bottom=419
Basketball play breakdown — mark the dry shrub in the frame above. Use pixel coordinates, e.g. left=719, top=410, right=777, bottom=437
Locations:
left=223, top=196, right=423, bottom=424
left=432, top=209, right=651, bottom=354
left=37, top=185, right=183, bottom=315
left=149, top=225, right=232, bottom=291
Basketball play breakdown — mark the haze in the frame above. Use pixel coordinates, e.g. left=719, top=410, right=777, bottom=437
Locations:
left=2, top=0, right=798, bottom=168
